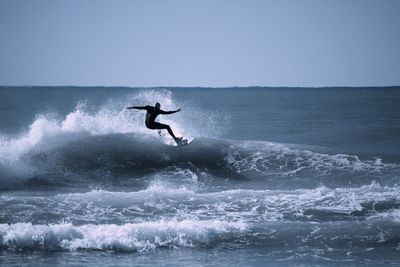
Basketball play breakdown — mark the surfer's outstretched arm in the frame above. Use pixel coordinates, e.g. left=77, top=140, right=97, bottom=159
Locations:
left=126, top=105, right=149, bottom=110
left=159, top=108, right=181, bottom=115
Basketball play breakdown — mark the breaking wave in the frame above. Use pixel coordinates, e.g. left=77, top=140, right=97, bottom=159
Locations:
left=0, top=89, right=398, bottom=190
left=0, top=219, right=246, bottom=252
left=2, top=183, right=400, bottom=225
left=0, top=131, right=398, bottom=190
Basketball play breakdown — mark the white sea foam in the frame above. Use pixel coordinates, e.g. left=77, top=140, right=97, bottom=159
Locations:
left=0, top=219, right=246, bottom=251
left=0, top=89, right=224, bottom=164
left=51, top=182, right=400, bottom=224
left=226, top=141, right=395, bottom=175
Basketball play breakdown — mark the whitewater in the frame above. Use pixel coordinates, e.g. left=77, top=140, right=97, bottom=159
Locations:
left=1, top=86, right=400, bottom=266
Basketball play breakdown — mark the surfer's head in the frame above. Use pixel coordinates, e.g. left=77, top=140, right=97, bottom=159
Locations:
left=155, top=102, right=161, bottom=110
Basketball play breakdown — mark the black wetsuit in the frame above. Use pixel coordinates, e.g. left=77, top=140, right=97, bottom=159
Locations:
left=132, top=105, right=179, bottom=139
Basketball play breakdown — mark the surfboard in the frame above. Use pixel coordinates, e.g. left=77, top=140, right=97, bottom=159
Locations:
left=175, top=138, right=193, bottom=147
left=162, top=137, right=194, bottom=147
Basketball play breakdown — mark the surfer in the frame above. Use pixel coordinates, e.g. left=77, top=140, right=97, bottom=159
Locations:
left=126, top=102, right=183, bottom=143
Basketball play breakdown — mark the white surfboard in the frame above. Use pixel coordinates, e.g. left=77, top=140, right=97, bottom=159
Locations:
left=158, top=130, right=194, bottom=147
left=161, top=137, right=194, bottom=147
left=175, top=138, right=194, bottom=147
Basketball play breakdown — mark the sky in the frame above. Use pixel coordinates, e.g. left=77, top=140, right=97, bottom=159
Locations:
left=0, top=0, right=399, bottom=87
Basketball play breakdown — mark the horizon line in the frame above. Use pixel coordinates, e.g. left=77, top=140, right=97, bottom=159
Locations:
left=1, top=84, right=400, bottom=89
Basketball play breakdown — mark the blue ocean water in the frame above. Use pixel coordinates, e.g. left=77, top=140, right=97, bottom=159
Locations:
left=0, top=86, right=400, bottom=266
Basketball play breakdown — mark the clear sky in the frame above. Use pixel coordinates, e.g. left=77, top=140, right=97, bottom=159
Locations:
left=0, top=0, right=399, bottom=87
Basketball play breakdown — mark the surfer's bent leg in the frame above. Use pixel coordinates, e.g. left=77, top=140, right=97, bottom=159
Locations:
left=148, top=122, right=179, bottom=140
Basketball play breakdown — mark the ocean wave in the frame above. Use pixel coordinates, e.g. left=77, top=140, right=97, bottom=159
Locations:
left=0, top=89, right=224, bottom=162
left=0, top=219, right=246, bottom=252
left=2, top=183, right=400, bottom=225
left=0, top=89, right=398, bottom=190
left=0, top=132, right=399, bottom=190
left=1, top=214, right=400, bottom=255
left=226, top=141, right=394, bottom=175
left=55, top=183, right=400, bottom=223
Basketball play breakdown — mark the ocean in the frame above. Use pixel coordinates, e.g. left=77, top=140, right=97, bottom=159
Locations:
left=0, top=86, right=400, bottom=266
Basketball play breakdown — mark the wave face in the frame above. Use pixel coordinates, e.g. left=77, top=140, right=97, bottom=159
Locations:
left=1, top=133, right=398, bottom=190
left=1, top=87, right=400, bottom=265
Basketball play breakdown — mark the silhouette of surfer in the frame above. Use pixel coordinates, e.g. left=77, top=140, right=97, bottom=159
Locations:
left=127, top=102, right=183, bottom=143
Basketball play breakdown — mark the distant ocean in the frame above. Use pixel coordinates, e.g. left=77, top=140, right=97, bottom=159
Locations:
left=1, top=86, right=400, bottom=266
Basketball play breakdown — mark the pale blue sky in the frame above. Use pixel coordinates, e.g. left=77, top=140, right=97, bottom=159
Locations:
left=0, top=0, right=399, bottom=87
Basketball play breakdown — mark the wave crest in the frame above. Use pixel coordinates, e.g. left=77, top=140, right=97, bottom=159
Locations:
left=0, top=219, right=246, bottom=252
